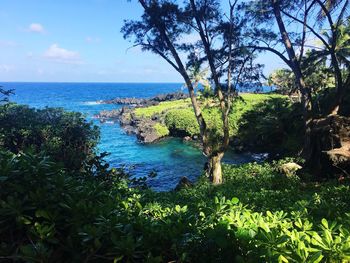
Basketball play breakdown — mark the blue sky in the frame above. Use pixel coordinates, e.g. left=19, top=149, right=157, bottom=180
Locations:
left=0, top=0, right=285, bottom=82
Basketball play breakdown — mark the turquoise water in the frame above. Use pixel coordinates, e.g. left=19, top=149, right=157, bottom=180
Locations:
left=4, top=82, right=253, bottom=191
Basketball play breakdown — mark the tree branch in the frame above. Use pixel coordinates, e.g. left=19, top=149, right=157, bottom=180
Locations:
left=245, top=45, right=292, bottom=67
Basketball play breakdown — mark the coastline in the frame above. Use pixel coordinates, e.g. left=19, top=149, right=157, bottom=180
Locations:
left=94, top=92, right=288, bottom=156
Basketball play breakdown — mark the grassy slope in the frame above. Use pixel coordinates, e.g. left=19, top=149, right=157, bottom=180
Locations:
left=134, top=98, right=192, bottom=118
left=133, top=93, right=287, bottom=138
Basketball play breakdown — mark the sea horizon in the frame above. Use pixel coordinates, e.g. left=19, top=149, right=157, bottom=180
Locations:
left=1, top=81, right=184, bottom=84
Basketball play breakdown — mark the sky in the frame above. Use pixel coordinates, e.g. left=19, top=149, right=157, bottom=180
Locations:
left=0, top=0, right=285, bottom=83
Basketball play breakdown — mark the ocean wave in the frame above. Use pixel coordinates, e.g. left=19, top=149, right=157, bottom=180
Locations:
left=82, top=101, right=103, bottom=105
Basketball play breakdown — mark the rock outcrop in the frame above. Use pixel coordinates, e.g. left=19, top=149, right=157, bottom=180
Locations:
left=94, top=98, right=173, bottom=143
left=99, top=92, right=189, bottom=106
left=174, top=177, right=193, bottom=191
left=308, top=115, right=350, bottom=177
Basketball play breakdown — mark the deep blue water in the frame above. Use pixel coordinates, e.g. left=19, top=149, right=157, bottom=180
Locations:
left=3, top=82, right=253, bottom=191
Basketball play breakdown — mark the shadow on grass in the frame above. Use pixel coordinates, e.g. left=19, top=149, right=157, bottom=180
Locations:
left=235, top=96, right=303, bottom=156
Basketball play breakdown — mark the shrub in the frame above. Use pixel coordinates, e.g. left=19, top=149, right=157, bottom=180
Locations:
left=163, top=94, right=286, bottom=142
left=154, top=123, right=170, bottom=137
left=165, top=108, right=200, bottom=137
left=0, top=150, right=140, bottom=262
left=0, top=104, right=99, bottom=170
left=1, top=150, right=350, bottom=262
left=143, top=161, right=350, bottom=262
left=237, top=97, right=303, bottom=154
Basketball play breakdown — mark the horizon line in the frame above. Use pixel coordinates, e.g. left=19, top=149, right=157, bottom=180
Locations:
left=1, top=81, right=184, bottom=84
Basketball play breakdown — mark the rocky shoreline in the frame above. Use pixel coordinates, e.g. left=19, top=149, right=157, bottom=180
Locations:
left=94, top=92, right=191, bottom=143
left=94, top=92, right=283, bottom=160
left=97, top=92, right=189, bottom=106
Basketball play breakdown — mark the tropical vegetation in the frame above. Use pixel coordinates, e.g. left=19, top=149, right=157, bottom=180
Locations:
left=0, top=0, right=349, bottom=261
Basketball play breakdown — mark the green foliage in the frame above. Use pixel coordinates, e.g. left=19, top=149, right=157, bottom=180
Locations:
left=134, top=99, right=191, bottom=118
left=268, top=69, right=296, bottom=95
left=0, top=150, right=141, bottom=262
left=1, top=102, right=349, bottom=262
left=1, top=149, right=350, bottom=262
left=163, top=94, right=298, bottom=155
left=237, top=97, right=303, bottom=154
left=163, top=93, right=287, bottom=139
left=154, top=123, right=169, bottom=137
left=165, top=108, right=200, bottom=137
left=145, top=161, right=350, bottom=262
left=268, top=63, right=335, bottom=97
left=228, top=93, right=286, bottom=137
left=0, top=85, right=13, bottom=103
left=0, top=104, right=99, bottom=170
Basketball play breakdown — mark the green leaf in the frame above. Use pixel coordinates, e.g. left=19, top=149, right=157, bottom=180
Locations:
left=278, top=254, right=289, bottom=263
left=20, top=245, right=36, bottom=258
left=276, top=235, right=289, bottom=245
left=308, top=251, right=323, bottom=263
left=231, top=197, right=239, bottom=205
left=35, top=210, right=50, bottom=220
left=114, top=255, right=124, bottom=263
left=214, top=196, right=219, bottom=204
left=321, top=218, right=328, bottom=229
left=248, top=229, right=256, bottom=238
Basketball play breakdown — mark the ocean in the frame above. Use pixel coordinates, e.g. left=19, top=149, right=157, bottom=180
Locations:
left=3, top=82, right=253, bottom=191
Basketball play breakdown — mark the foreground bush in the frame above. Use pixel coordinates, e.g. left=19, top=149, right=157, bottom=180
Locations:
left=0, top=151, right=144, bottom=262
left=0, top=104, right=99, bottom=170
left=1, top=150, right=350, bottom=262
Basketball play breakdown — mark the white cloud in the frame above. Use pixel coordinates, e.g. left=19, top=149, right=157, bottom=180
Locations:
left=0, top=64, right=14, bottom=72
left=0, top=40, right=18, bottom=47
left=86, top=36, right=101, bottom=43
left=28, top=23, right=45, bottom=33
left=44, top=44, right=82, bottom=64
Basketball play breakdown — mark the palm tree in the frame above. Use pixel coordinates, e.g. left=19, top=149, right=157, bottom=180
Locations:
left=187, top=63, right=211, bottom=94
left=306, top=15, right=350, bottom=114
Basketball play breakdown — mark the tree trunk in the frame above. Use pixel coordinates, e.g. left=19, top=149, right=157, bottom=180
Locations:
left=190, top=0, right=231, bottom=155
left=139, top=0, right=209, bottom=154
left=329, top=53, right=344, bottom=115
left=207, top=152, right=224, bottom=184
left=272, top=0, right=311, bottom=116
left=272, top=0, right=313, bottom=161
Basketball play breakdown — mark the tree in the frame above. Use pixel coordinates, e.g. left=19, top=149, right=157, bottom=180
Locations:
left=268, top=69, right=297, bottom=96
left=242, top=0, right=349, bottom=168
left=0, top=85, right=13, bottom=103
left=123, top=0, right=261, bottom=184
left=243, top=0, right=312, bottom=121
left=278, top=0, right=349, bottom=114
left=268, top=53, right=335, bottom=100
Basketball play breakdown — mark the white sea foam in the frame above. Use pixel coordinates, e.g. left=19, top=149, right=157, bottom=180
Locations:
left=83, top=101, right=103, bottom=105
